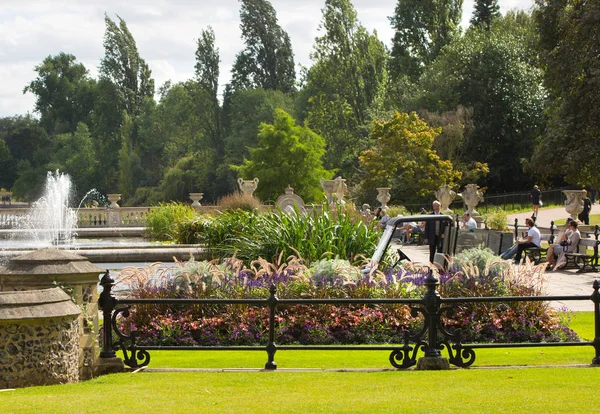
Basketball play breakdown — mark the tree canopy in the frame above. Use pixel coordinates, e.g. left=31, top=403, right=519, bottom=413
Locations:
left=235, top=109, right=332, bottom=203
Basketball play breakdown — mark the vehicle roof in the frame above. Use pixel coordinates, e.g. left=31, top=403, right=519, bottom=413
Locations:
left=386, top=214, right=455, bottom=228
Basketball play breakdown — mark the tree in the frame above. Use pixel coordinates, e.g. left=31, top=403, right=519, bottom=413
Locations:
left=303, top=0, right=388, bottom=178
left=529, top=0, right=600, bottom=189
left=23, top=53, right=97, bottom=134
left=358, top=112, right=460, bottom=202
left=389, top=0, right=463, bottom=81
left=0, top=115, right=52, bottom=191
left=471, top=0, right=501, bottom=30
left=100, top=14, right=155, bottom=118
left=234, top=109, right=333, bottom=203
left=51, top=123, right=99, bottom=198
left=229, top=0, right=296, bottom=93
left=414, top=13, right=545, bottom=192
left=195, top=26, right=224, bottom=156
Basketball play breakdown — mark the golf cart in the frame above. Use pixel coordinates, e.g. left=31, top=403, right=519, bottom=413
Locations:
left=367, top=214, right=458, bottom=271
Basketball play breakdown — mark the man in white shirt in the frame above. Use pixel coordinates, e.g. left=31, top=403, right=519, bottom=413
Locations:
left=514, top=217, right=541, bottom=263
left=461, top=212, right=477, bottom=230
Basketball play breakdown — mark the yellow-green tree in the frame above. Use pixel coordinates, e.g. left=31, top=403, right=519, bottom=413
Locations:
left=359, top=112, right=461, bottom=201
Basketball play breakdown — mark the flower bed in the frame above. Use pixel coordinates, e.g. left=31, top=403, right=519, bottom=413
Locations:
left=115, top=249, right=579, bottom=347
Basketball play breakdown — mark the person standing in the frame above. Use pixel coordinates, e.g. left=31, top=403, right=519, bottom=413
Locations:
left=530, top=185, right=542, bottom=220
left=514, top=218, right=542, bottom=264
left=424, top=200, right=446, bottom=264
left=578, top=190, right=592, bottom=225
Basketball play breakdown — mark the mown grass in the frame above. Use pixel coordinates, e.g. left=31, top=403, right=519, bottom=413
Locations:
left=2, top=312, right=600, bottom=413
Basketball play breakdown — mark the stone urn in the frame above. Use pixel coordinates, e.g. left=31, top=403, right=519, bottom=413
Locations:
left=563, top=189, right=586, bottom=221
left=320, top=178, right=337, bottom=206
left=189, top=192, right=203, bottom=207
left=334, top=177, right=348, bottom=205
left=237, top=178, right=259, bottom=197
left=107, top=193, right=121, bottom=209
left=460, top=184, right=484, bottom=216
left=435, top=185, right=457, bottom=214
left=376, top=187, right=391, bottom=209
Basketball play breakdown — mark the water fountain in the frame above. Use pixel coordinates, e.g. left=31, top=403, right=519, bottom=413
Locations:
left=13, top=171, right=77, bottom=246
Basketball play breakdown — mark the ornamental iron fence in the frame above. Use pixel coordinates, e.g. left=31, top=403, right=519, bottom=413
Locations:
left=98, top=270, right=600, bottom=370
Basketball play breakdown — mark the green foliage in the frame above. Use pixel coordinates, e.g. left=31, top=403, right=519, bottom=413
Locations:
left=416, top=14, right=545, bottom=192
left=52, top=123, right=99, bottom=199
left=229, top=0, right=295, bottom=93
left=530, top=0, right=600, bottom=189
left=222, top=88, right=295, bottom=186
left=23, top=52, right=97, bottom=134
left=188, top=206, right=379, bottom=264
left=470, top=0, right=501, bottom=30
left=234, top=109, right=332, bottom=203
left=389, top=0, right=463, bottom=81
left=145, top=202, right=198, bottom=241
left=303, top=0, right=388, bottom=178
left=450, top=247, right=510, bottom=277
left=358, top=112, right=461, bottom=202
left=484, top=208, right=509, bottom=231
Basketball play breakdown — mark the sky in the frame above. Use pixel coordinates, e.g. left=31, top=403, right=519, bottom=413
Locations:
left=0, top=0, right=534, bottom=118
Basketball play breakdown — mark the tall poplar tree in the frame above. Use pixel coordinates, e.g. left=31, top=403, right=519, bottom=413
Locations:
left=304, top=0, right=388, bottom=177
left=229, top=0, right=296, bottom=93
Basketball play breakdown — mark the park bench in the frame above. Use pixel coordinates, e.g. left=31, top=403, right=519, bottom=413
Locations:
left=563, top=237, right=600, bottom=273
left=524, top=233, right=554, bottom=265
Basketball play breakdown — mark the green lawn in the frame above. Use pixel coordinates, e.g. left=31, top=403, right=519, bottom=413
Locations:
left=2, top=312, right=600, bottom=413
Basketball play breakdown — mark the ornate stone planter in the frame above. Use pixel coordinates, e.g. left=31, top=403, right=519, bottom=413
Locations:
left=189, top=192, right=204, bottom=207
left=376, top=187, right=391, bottom=209
left=107, top=194, right=121, bottom=209
left=237, top=178, right=259, bottom=197
left=435, top=185, right=457, bottom=214
left=320, top=178, right=337, bottom=205
left=460, top=184, right=484, bottom=216
left=563, top=189, right=586, bottom=221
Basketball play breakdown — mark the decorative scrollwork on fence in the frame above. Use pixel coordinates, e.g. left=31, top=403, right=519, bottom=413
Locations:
left=111, top=305, right=150, bottom=368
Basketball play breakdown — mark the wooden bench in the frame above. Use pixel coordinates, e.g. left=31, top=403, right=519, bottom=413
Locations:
left=524, top=233, right=554, bottom=264
left=563, top=237, right=600, bottom=273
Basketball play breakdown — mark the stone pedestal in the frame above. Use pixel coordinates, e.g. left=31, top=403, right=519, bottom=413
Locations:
left=0, top=288, right=81, bottom=388
left=416, top=356, right=450, bottom=370
left=0, top=249, right=104, bottom=380
left=96, top=357, right=126, bottom=375
left=376, top=187, right=391, bottom=209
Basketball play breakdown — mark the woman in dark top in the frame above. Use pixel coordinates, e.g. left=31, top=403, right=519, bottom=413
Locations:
left=530, top=185, right=541, bottom=220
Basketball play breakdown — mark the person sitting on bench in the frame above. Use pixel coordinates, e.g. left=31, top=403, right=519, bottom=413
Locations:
left=513, top=218, right=541, bottom=264
left=547, top=220, right=581, bottom=270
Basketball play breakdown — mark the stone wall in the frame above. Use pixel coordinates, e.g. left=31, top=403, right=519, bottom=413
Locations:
left=0, top=317, right=79, bottom=388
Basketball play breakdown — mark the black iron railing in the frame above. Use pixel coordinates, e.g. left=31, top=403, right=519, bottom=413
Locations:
left=98, top=270, right=600, bottom=370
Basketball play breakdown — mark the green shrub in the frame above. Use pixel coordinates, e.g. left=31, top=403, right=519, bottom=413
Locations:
left=145, top=202, right=197, bottom=241
left=485, top=208, right=509, bottom=231
left=190, top=205, right=379, bottom=264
